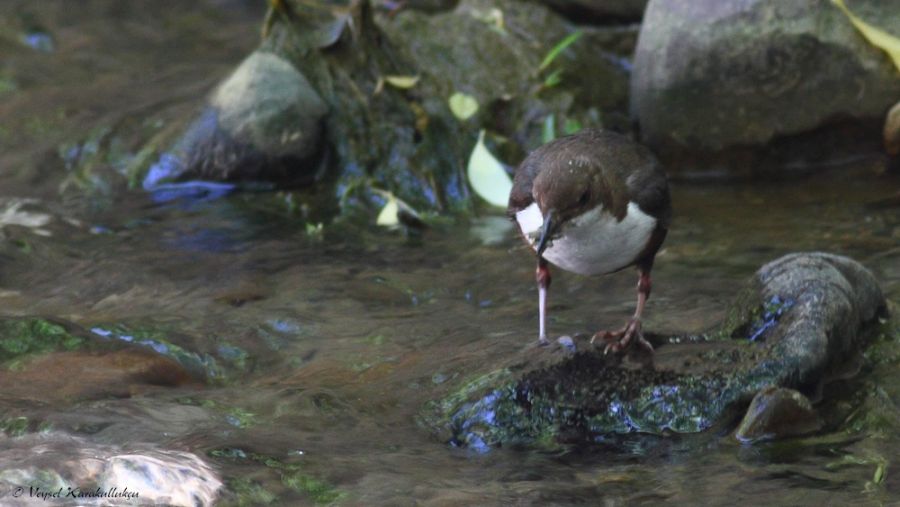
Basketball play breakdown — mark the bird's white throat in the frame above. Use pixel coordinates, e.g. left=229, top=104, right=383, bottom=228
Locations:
left=515, top=201, right=657, bottom=275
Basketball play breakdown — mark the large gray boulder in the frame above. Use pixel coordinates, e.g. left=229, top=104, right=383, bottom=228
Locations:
left=631, top=0, right=900, bottom=161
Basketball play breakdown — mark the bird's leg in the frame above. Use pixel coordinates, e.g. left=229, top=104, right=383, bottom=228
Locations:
left=536, top=257, right=551, bottom=346
left=592, top=268, right=654, bottom=353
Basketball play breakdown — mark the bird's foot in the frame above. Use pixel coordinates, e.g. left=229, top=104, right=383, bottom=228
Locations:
left=537, top=335, right=550, bottom=347
left=591, top=319, right=653, bottom=354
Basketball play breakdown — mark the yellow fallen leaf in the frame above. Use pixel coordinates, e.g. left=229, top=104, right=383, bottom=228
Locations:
left=448, top=92, right=479, bottom=121
left=832, top=0, right=900, bottom=72
left=467, top=130, right=512, bottom=207
left=384, top=75, right=420, bottom=89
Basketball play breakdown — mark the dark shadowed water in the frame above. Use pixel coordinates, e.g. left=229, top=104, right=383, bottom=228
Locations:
left=1, top=2, right=899, bottom=506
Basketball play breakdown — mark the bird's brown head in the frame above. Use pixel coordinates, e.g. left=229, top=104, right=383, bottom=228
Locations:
left=531, top=158, right=606, bottom=255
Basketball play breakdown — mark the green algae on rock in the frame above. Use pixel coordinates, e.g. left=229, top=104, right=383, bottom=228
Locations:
left=0, top=318, right=86, bottom=366
left=424, top=253, right=887, bottom=448
left=210, top=447, right=345, bottom=505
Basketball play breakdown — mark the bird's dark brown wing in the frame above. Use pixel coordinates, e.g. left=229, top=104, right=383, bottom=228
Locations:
left=584, top=130, right=671, bottom=228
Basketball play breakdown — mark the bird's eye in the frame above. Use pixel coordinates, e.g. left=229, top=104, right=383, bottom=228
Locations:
left=578, top=191, right=590, bottom=207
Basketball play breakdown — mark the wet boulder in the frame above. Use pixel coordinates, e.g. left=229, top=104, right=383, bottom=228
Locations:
left=423, top=252, right=886, bottom=448
left=630, top=0, right=900, bottom=173
left=143, top=51, right=328, bottom=189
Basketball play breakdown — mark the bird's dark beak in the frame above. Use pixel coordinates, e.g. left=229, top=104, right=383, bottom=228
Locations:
left=536, top=209, right=554, bottom=257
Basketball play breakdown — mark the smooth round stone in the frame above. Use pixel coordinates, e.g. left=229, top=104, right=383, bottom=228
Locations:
left=735, top=386, right=822, bottom=443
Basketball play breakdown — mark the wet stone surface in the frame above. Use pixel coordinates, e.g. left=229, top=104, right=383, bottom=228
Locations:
left=735, top=386, right=822, bottom=443
left=427, top=253, right=887, bottom=448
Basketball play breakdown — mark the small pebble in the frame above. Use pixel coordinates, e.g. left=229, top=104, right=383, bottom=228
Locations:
left=557, top=335, right=576, bottom=353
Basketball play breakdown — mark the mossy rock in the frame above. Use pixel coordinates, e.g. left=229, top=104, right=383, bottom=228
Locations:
left=424, top=252, right=887, bottom=448
left=124, top=0, right=631, bottom=219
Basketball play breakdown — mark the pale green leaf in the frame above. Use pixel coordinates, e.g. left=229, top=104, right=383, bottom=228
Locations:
left=384, top=75, right=420, bottom=89
left=563, top=118, right=582, bottom=135
left=539, top=30, right=583, bottom=72
left=373, top=189, right=422, bottom=228
left=542, top=115, right=556, bottom=144
left=874, top=462, right=886, bottom=484
left=833, top=0, right=900, bottom=71
left=543, top=68, right=564, bottom=88
left=376, top=194, right=400, bottom=227
left=448, top=92, right=479, bottom=121
left=467, top=130, right=512, bottom=207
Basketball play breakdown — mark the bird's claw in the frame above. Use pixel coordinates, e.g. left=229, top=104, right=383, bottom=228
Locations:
left=591, top=319, right=653, bottom=354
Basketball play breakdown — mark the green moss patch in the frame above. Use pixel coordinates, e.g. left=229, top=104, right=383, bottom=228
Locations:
left=211, top=448, right=346, bottom=505
left=0, top=318, right=87, bottom=368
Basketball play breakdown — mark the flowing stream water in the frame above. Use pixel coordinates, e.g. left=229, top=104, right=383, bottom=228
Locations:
left=1, top=1, right=899, bottom=505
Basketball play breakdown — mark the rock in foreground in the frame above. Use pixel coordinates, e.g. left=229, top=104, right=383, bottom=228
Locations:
left=0, top=432, right=222, bottom=507
left=424, top=252, right=886, bottom=449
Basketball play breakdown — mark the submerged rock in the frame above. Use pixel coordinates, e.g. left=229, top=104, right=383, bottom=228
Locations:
left=424, top=252, right=886, bottom=448
left=630, top=0, right=900, bottom=174
left=144, top=51, right=328, bottom=189
left=0, top=349, right=193, bottom=404
left=0, top=317, right=226, bottom=403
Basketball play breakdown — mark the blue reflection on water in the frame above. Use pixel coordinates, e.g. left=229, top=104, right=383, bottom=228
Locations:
left=91, top=326, right=166, bottom=353
left=22, top=32, right=54, bottom=52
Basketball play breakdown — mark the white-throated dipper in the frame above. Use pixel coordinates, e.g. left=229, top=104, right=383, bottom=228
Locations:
left=507, top=129, right=671, bottom=353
